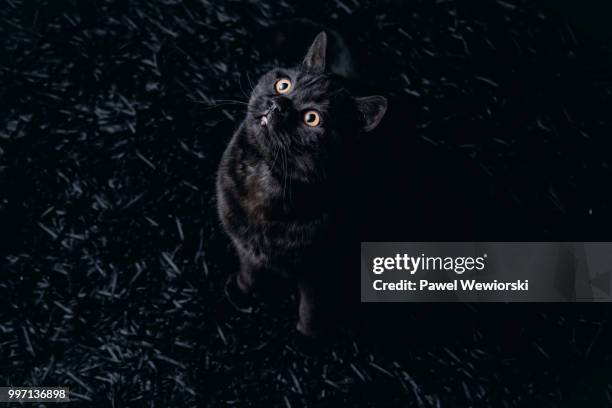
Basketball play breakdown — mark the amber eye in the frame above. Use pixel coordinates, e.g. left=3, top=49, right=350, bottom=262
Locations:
left=274, top=78, right=292, bottom=94
left=303, top=110, right=321, bottom=127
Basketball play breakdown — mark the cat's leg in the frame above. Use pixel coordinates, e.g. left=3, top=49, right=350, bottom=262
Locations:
left=296, top=279, right=324, bottom=337
left=225, top=251, right=266, bottom=312
left=235, top=253, right=264, bottom=295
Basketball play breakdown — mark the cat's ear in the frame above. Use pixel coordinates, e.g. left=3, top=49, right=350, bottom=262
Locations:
left=302, top=31, right=327, bottom=74
left=354, top=96, right=388, bottom=132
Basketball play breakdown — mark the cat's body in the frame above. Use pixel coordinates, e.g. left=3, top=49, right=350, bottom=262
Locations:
left=216, top=32, right=386, bottom=337
left=216, top=121, right=332, bottom=269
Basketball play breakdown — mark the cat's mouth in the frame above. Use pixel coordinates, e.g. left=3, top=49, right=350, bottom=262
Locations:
left=258, top=107, right=274, bottom=128
left=259, top=114, right=269, bottom=127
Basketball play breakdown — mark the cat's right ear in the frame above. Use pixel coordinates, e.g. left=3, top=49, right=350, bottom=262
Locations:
left=354, top=96, right=388, bottom=132
left=302, top=31, right=327, bottom=74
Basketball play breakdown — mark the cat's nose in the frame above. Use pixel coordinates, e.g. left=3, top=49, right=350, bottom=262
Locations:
left=270, top=96, right=290, bottom=113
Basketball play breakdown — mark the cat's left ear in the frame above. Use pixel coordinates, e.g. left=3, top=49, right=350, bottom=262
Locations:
left=354, top=96, right=388, bottom=132
left=302, top=31, right=327, bottom=74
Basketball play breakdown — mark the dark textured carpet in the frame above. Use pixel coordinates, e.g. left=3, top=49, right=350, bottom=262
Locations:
left=1, top=0, right=611, bottom=406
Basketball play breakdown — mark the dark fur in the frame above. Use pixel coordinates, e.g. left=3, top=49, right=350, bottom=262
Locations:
left=216, top=32, right=387, bottom=336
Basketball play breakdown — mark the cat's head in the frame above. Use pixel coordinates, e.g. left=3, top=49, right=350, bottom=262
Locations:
left=245, top=32, right=387, bottom=176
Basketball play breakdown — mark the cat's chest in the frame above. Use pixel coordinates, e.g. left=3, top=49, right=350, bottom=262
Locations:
left=241, top=162, right=278, bottom=199
left=235, top=160, right=283, bottom=216
left=235, top=159, right=323, bottom=223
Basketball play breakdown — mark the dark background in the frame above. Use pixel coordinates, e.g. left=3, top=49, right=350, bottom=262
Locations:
left=1, top=0, right=612, bottom=406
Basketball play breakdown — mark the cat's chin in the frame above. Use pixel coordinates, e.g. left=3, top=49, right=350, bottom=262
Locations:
left=260, top=115, right=268, bottom=127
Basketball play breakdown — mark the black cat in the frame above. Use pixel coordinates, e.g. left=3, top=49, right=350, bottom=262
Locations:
left=216, top=32, right=387, bottom=337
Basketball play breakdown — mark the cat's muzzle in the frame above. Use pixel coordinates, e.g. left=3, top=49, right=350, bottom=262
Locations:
left=260, top=115, right=269, bottom=127
left=259, top=106, right=273, bottom=127
left=260, top=98, right=289, bottom=127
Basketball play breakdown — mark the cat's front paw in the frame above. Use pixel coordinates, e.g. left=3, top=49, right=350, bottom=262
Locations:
left=224, top=275, right=256, bottom=314
left=296, top=320, right=323, bottom=339
left=291, top=323, right=331, bottom=356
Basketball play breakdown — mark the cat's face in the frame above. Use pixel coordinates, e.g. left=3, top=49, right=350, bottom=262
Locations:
left=245, top=32, right=387, bottom=174
left=247, top=67, right=340, bottom=153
